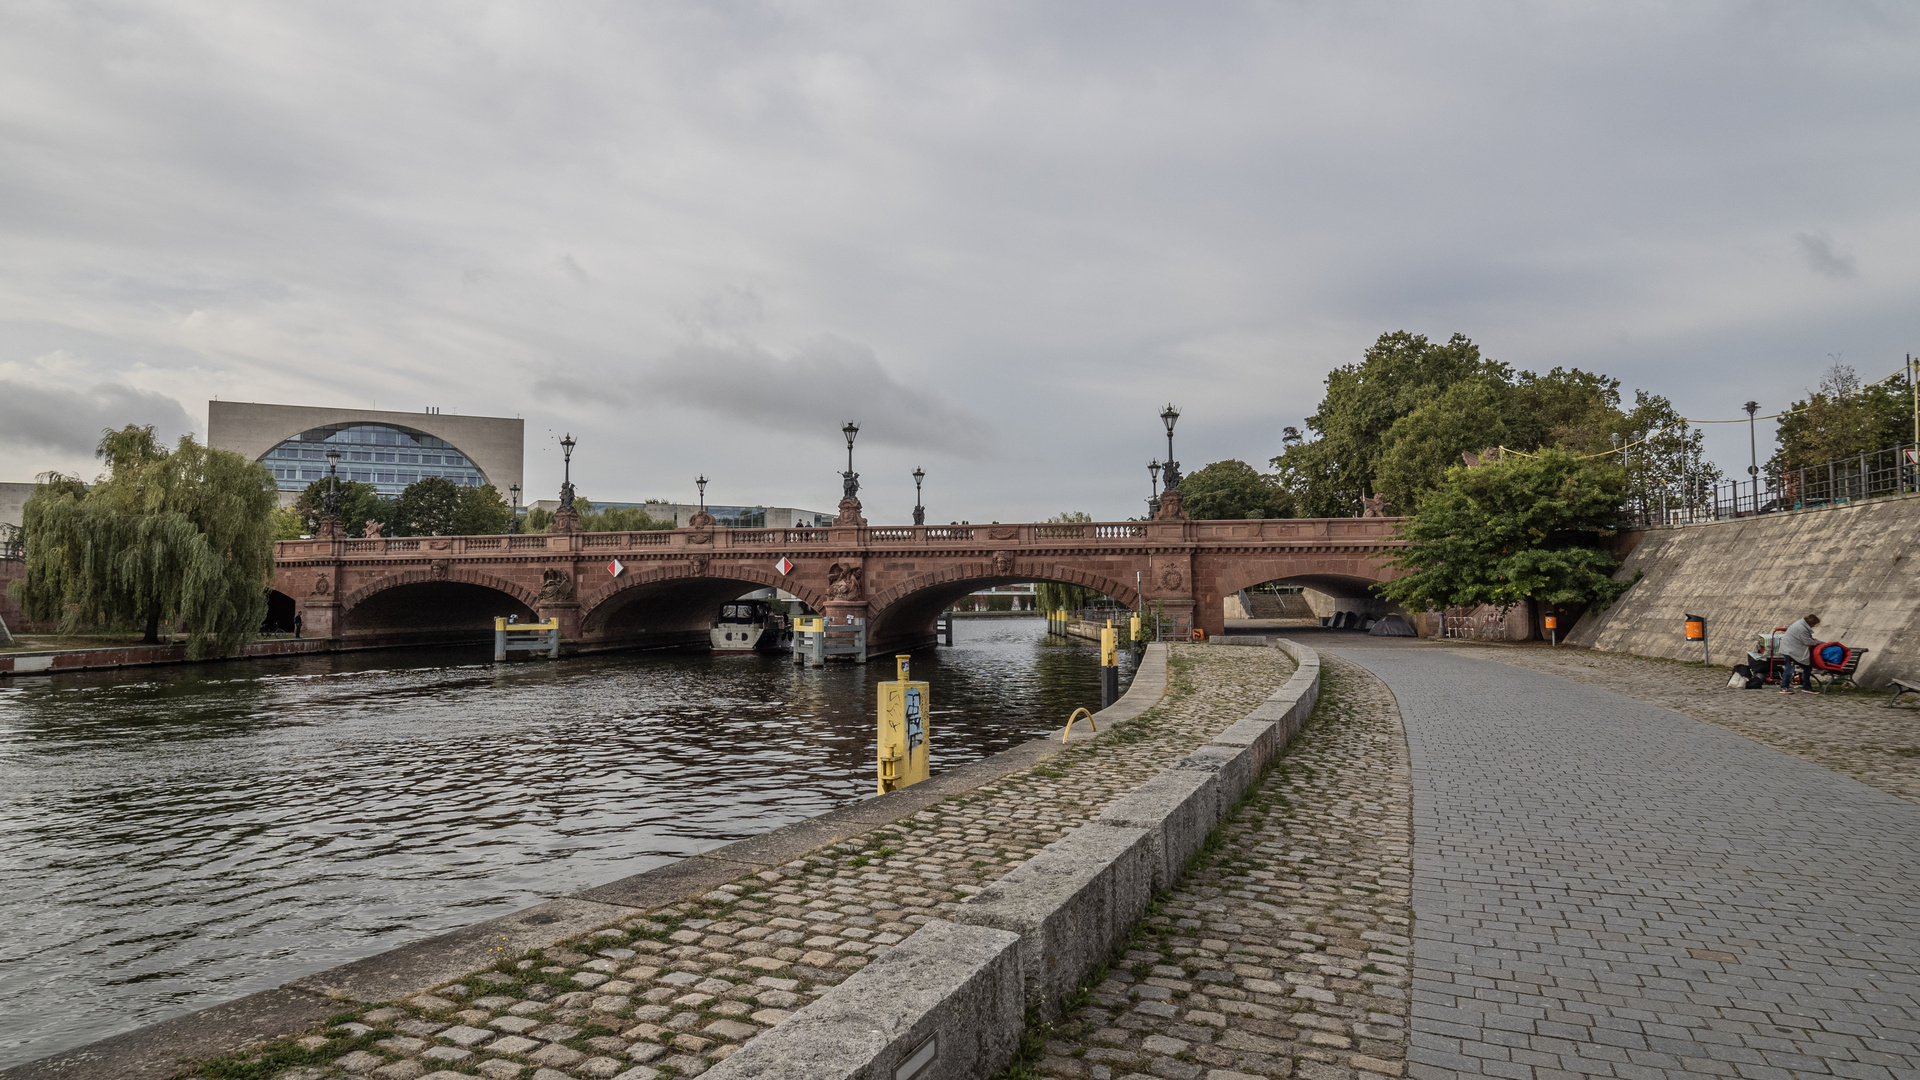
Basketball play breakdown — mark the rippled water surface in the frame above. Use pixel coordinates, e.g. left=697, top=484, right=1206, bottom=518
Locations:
left=0, top=616, right=1132, bottom=1069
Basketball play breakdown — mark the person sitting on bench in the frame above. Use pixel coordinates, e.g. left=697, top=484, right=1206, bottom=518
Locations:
left=1779, top=613, right=1822, bottom=695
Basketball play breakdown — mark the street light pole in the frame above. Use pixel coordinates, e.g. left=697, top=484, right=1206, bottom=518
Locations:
left=322, top=446, right=342, bottom=536
left=697, top=475, right=708, bottom=512
left=1743, top=401, right=1760, bottom=513
left=508, top=483, right=520, bottom=534
left=841, top=421, right=860, bottom=499
left=912, top=467, right=925, bottom=526
left=559, top=433, right=577, bottom=510
left=1159, top=405, right=1181, bottom=490
left=1148, top=459, right=1161, bottom=517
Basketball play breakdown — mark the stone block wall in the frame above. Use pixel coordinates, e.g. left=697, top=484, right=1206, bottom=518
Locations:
left=1568, top=493, right=1920, bottom=687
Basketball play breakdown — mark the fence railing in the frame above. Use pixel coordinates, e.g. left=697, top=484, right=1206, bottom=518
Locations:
left=1631, top=442, right=1920, bottom=526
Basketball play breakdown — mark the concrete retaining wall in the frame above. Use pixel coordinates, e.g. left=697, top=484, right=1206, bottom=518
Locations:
left=1569, top=495, right=1920, bottom=686
left=706, top=639, right=1323, bottom=1080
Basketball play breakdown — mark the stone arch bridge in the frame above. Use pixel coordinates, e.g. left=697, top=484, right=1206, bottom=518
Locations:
left=274, top=517, right=1405, bottom=655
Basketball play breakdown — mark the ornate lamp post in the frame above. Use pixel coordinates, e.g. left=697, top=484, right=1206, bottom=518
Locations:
left=1159, top=404, right=1182, bottom=490
left=690, top=474, right=716, bottom=528
left=834, top=421, right=866, bottom=525
left=508, top=483, right=521, bottom=533
left=321, top=446, right=343, bottom=537
left=912, top=467, right=926, bottom=525
left=1743, top=401, right=1761, bottom=513
left=554, top=433, right=581, bottom=532
left=1148, top=459, right=1161, bottom=517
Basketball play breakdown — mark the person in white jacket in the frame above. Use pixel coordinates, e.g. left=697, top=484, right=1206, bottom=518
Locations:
left=1779, top=614, right=1823, bottom=694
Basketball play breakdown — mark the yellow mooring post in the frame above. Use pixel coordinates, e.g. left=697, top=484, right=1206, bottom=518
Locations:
left=1100, top=620, right=1120, bottom=708
left=877, top=653, right=931, bottom=794
left=1130, top=612, right=1142, bottom=644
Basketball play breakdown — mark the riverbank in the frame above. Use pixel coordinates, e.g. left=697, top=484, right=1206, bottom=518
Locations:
left=0, top=636, right=336, bottom=675
left=3, top=640, right=1311, bottom=1080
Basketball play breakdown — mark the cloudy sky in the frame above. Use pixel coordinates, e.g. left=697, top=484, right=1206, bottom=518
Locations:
left=2, top=2, right=1914, bottom=521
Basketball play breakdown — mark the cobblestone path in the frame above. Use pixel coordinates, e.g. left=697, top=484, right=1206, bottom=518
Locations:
left=1327, top=642, right=1920, bottom=1080
left=1436, top=643, right=1920, bottom=805
left=1030, top=652, right=1414, bottom=1080
left=195, top=644, right=1295, bottom=1080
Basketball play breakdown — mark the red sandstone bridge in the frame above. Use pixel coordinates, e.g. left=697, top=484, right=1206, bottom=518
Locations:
left=274, top=516, right=1405, bottom=655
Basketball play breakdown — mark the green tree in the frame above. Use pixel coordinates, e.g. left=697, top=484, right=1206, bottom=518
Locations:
left=293, top=477, right=392, bottom=535
left=1621, top=390, right=1722, bottom=518
left=1272, top=331, right=1507, bottom=516
left=580, top=504, right=674, bottom=532
left=14, top=425, right=277, bottom=656
left=1770, top=360, right=1911, bottom=472
left=269, top=505, right=306, bottom=540
left=1380, top=448, right=1631, bottom=615
left=1033, top=512, right=1113, bottom=612
left=451, top=484, right=513, bottom=534
left=1373, top=380, right=1515, bottom=513
left=394, top=476, right=464, bottom=536
left=1181, top=460, right=1291, bottom=519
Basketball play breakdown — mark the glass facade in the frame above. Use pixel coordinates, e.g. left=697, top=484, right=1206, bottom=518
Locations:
left=261, top=424, right=490, bottom=495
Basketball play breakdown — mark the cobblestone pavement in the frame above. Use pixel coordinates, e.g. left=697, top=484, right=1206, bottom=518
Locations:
left=1441, top=642, right=1920, bottom=805
left=191, top=644, right=1295, bottom=1080
left=1030, top=652, right=1414, bottom=1080
left=1327, top=642, right=1920, bottom=1080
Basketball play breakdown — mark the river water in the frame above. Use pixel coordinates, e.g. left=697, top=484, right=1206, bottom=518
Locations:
left=0, top=616, right=1131, bottom=1069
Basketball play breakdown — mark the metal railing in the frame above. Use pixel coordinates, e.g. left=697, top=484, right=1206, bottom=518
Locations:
left=1631, top=441, right=1920, bottom=525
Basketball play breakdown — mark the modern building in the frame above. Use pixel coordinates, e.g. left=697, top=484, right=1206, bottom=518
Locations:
left=207, top=402, right=523, bottom=506
left=527, top=500, right=833, bottom=529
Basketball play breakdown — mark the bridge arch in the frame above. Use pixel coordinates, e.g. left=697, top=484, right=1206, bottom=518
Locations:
left=339, top=569, right=540, bottom=639
left=866, top=560, right=1141, bottom=654
left=579, top=560, right=829, bottom=644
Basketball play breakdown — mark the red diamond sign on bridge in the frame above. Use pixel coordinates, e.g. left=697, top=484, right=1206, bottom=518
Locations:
left=775, top=557, right=794, bottom=576
left=608, top=559, right=624, bottom=577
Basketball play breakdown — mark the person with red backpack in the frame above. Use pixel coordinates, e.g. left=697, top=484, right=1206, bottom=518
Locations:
left=1779, top=614, right=1822, bottom=695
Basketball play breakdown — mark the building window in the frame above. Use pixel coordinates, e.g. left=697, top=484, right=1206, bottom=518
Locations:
left=260, top=423, right=490, bottom=496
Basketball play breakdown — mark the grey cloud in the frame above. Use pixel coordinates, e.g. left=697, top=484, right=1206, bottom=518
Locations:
left=0, top=380, right=193, bottom=458
left=1795, top=232, right=1857, bottom=280
left=538, top=335, right=993, bottom=458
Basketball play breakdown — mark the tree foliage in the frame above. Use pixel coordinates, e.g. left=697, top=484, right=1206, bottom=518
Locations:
left=1273, top=329, right=1715, bottom=518
left=14, top=425, right=277, bottom=656
left=294, top=477, right=392, bottom=535
left=1379, top=448, right=1632, bottom=614
left=1770, top=360, right=1913, bottom=472
left=1181, top=460, right=1291, bottom=520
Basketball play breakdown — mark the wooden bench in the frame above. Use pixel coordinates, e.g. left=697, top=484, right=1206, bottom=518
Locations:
left=1812, top=645, right=1869, bottom=689
left=1888, top=679, right=1920, bottom=709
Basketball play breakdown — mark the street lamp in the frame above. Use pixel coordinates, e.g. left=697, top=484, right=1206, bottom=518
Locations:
left=323, top=446, right=342, bottom=520
left=559, top=433, right=577, bottom=510
left=1148, top=459, right=1161, bottom=516
left=1744, top=401, right=1761, bottom=512
left=508, top=483, right=520, bottom=534
left=696, top=474, right=708, bottom=512
left=1159, top=404, right=1182, bottom=490
left=841, top=421, right=860, bottom=500
left=912, top=467, right=925, bottom=526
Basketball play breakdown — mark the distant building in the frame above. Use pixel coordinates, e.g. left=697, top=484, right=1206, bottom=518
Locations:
left=528, top=500, right=833, bottom=529
left=207, top=402, right=523, bottom=506
left=0, top=481, right=31, bottom=533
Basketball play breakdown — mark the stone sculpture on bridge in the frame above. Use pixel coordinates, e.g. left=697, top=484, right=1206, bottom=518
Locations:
left=537, top=569, right=575, bottom=605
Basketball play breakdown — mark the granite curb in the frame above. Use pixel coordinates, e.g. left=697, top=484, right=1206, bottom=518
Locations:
left=702, top=640, right=1323, bottom=1080
left=3, top=646, right=1172, bottom=1080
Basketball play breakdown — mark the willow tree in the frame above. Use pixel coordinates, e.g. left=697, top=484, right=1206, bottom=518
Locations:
left=15, top=425, right=278, bottom=657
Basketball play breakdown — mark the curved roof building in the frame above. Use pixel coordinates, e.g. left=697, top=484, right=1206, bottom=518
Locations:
left=207, top=401, right=523, bottom=504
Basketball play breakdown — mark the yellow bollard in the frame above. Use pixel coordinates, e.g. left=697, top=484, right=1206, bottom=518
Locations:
left=1101, top=621, right=1117, bottom=667
left=1130, top=613, right=1141, bottom=643
left=1060, top=706, right=1096, bottom=742
left=877, top=653, right=931, bottom=793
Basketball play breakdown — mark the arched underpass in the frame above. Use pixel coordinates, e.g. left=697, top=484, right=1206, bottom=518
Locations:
left=866, top=574, right=1136, bottom=655
left=1220, top=573, right=1397, bottom=628
left=343, top=581, right=537, bottom=645
left=578, top=576, right=810, bottom=652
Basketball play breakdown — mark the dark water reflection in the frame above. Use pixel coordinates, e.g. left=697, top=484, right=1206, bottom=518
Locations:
left=0, top=616, right=1132, bottom=1069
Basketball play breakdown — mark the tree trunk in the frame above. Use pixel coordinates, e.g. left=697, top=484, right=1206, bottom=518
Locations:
left=144, top=606, right=161, bottom=644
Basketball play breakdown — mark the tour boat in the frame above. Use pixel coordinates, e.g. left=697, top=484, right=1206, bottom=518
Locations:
left=711, top=600, right=783, bottom=653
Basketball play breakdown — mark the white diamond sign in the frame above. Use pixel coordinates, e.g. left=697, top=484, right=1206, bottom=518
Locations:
left=608, top=558, right=625, bottom=577
left=775, top=557, right=794, bottom=576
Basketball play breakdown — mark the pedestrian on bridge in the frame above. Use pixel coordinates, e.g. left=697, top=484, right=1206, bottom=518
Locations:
left=1779, top=613, right=1822, bottom=695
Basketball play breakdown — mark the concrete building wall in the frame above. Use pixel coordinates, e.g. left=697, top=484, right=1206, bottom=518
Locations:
left=207, top=401, right=523, bottom=496
left=1567, top=493, right=1920, bottom=687
left=0, top=481, right=33, bottom=530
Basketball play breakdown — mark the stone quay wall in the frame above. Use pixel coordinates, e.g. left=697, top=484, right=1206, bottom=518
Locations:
left=1569, top=493, right=1920, bottom=686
